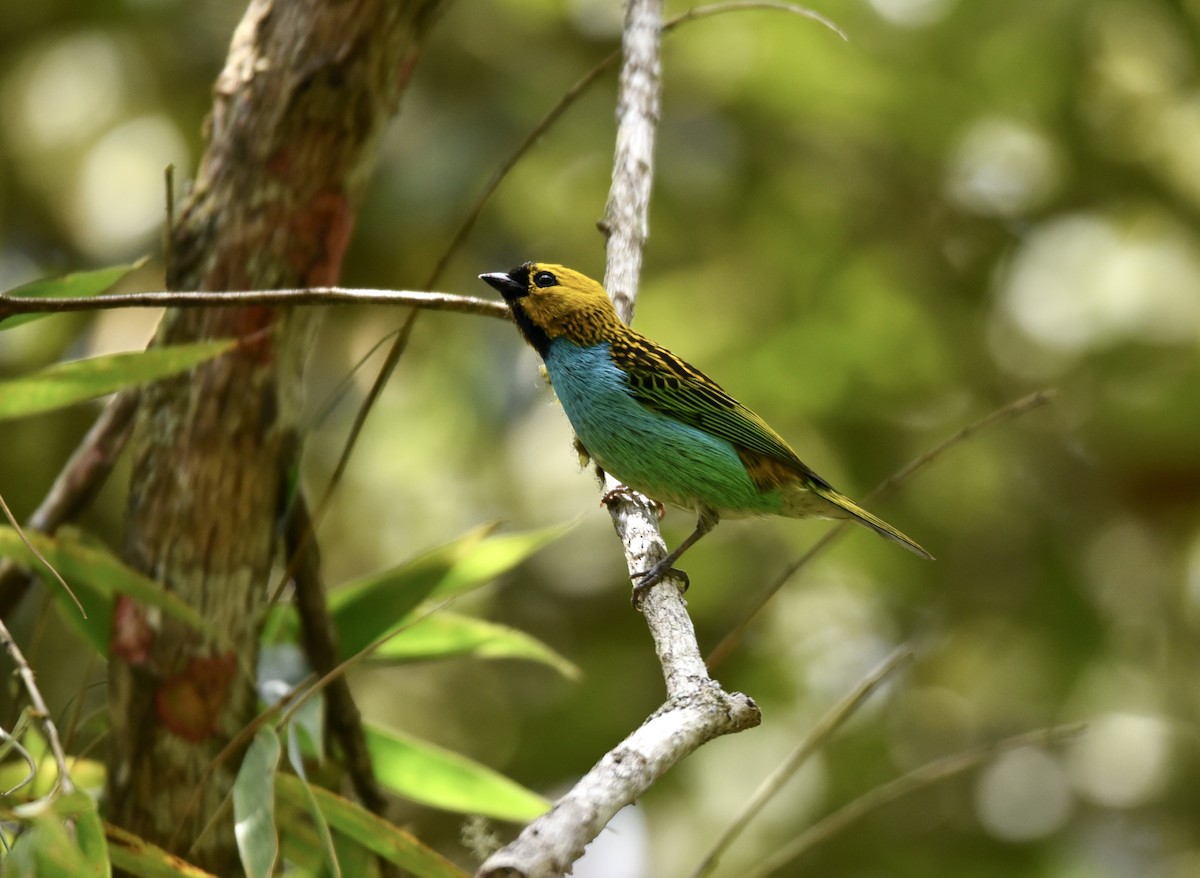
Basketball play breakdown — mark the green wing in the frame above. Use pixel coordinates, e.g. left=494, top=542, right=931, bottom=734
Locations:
left=608, top=331, right=813, bottom=472
left=608, top=332, right=932, bottom=558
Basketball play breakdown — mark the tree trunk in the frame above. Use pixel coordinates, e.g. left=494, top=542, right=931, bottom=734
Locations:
left=106, top=0, right=445, bottom=871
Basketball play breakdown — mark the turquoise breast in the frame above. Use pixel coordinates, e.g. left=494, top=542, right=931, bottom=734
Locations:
left=542, top=338, right=782, bottom=517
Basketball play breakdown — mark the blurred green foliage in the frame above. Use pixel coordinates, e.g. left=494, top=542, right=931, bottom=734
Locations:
left=2, top=0, right=1199, bottom=875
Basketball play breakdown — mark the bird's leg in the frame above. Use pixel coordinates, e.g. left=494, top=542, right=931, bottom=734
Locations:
left=632, top=509, right=719, bottom=606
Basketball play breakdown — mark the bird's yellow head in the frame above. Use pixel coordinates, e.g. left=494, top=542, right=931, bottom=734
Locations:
left=480, top=262, right=622, bottom=356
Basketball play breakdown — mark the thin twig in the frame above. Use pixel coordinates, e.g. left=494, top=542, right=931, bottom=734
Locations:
left=186, top=596, right=458, bottom=862
left=742, top=723, right=1087, bottom=878
left=706, top=389, right=1057, bottom=670
left=0, top=614, right=75, bottom=796
left=172, top=680, right=308, bottom=854
left=265, top=307, right=422, bottom=609
left=0, top=712, right=37, bottom=797
left=689, top=647, right=913, bottom=878
left=0, top=390, right=139, bottom=619
left=59, top=651, right=99, bottom=758
left=275, top=597, right=456, bottom=732
left=316, top=307, right=423, bottom=528
left=284, top=490, right=388, bottom=816
left=426, top=56, right=619, bottom=286
left=0, top=490, right=83, bottom=617
left=180, top=590, right=454, bottom=854
left=427, top=1, right=843, bottom=283
left=306, top=328, right=402, bottom=433
left=670, top=1, right=846, bottom=40
left=0, top=287, right=507, bottom=321
left=164, top=164, right=176, bottom=268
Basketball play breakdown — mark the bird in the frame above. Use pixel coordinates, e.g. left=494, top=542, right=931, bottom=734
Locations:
left=481, top=262, right=932, bottom=600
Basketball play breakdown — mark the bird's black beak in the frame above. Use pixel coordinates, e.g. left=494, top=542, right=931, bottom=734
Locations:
left=480, top=269, right=527, bottom=301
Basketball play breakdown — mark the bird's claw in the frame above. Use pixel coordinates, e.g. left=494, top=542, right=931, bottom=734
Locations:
left=630, top=563, right=689, bottom=608
left=600, top=486, right=633, bottom=508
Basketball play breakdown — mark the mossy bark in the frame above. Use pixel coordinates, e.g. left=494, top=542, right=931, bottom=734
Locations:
left=106, top=0, right=445, bottom=870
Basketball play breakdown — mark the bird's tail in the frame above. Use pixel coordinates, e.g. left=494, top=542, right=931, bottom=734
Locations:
left=810, top=482, right=934, bottom=560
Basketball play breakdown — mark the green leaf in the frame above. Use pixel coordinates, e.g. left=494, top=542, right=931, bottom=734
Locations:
left=3, top=791, right=106, bottom=878
left=323, top=522, right=499, bottom=658
left=0, top=260, right=146, bottom=331
left=285, top=723, right=340, bottom=878
left=426, top=522, right=574, bottom=601
left=280, top=677, right=339, bottom=878
left=233, top=728, right=281, bottom=878
left=364, top=723, right=549, bottom=822
left=68, top=795, right=110, bottom=878
left=370, top=611, right=581, bottom=679
left=275, top=774, right=469, bottom=878
left=105, top=822, right=220, bottom=878
left=322, top=522, right=571, bottom=660
left=0, top=527, right=215, bottom=653
left=4, top=820, right=94, bottom=877
left=0, top=339, right=236, bottom=420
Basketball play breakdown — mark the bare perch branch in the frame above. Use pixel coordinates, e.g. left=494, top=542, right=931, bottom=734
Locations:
left=0, top=287, right=508, bottom=321
left=600, top=0, right=662, bottom=320
left=478, top=0, right=764, bottom=875
left=479, top=686, right=759, bottom=878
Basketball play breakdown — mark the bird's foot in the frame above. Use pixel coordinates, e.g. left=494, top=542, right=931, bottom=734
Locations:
left=601, top=487, right=665, bottom=519
left=630, top=561, right=689, bottom=608
left=600, top=485, right=635, bottom=508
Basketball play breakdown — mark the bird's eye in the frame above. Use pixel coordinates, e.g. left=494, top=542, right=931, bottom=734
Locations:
left=533, top=271, right=557, bottom=288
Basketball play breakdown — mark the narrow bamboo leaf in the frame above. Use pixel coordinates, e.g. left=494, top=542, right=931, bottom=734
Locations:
left=364, top=723, right=549, bottom=822
left=427, top=522, right=573, bottom=600
left=41, top=789, right=94, bottom=818
left=105, top=822, right=221, bottom=878
left=281, top=672, right=338, bottom=878
left=285, top=723, right=341, bottom=878
left=0, top=527, right=214, bottom=653
left=275, top=774, right=469, bottom=878
left=256, top=644, right=312, bottom=705
left=323, top=523, right=498, bottom=658
left=326, top=522, right=571, bottom=660
left=273, top=796, right=380, bottom=877
left=68, top=795, right=110, bottom=878
left=0, top=260, right=146, bottom=331
left=4, top=820, right=94, bottom=877
left=0, top=339, right=236, bottom=420
left=275, top=817, right=326, bottom=873
left=3, top=792, right=104, bottom=878
left=369, top=611, right=581, bottom=680
left=233, top=728, right=281, bottom=878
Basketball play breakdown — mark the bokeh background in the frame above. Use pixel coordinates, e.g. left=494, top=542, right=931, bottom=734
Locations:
left=3, top=0, right=1200, bottom=875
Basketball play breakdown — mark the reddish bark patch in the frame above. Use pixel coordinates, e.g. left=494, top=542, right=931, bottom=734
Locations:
left=111, top=596, right=154, bottom=664
left=292, top=189, right=355, bottom=286
left=230, top=307, right=278, bottom=365
left=266, top=145, right=295, bottom=179
left=155, top=654, right=239, bottom=742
